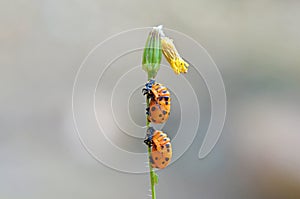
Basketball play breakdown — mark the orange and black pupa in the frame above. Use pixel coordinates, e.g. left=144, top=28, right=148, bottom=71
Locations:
left=142, top=79, right=171, bottom=124
left=144, top=127, right=172, bottom=169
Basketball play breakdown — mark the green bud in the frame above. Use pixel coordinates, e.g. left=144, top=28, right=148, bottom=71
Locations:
left=142, top=25, right=163, bottom=79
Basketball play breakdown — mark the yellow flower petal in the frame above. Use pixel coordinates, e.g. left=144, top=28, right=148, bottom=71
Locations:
left=161, top=36, right=189, bottom=75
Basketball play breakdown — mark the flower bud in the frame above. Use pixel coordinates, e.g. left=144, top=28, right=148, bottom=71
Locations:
left=142, top=25, right=163, bottom=79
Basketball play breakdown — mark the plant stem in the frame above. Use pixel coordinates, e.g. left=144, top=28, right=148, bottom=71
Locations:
left=146, top=77, right=156, bottom=199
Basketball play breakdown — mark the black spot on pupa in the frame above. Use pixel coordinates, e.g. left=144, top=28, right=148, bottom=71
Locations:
left=161, top=146, right=164, bottom=149
left=164, top=97, right=169, bottom=101
left=162, top=90, right=167, bottom=93
left=166, top=144, right=170, bottom=148
left=150, top=156, right=154, bottom=164
left=163, top=110, right=167, bottom=115
left=165, top=101, right=168, bottom=105
left=163, top=138, right=167, bottom=141
left=162, top=161, right=165, bottom=164
left=159, top=97, right=163, bottom=101
left=165, top=157, right=169, bottom=161
left=159, top=114, right=162, bottom=117
left=151, top=107, right=156, bottom=111
left=167, top=149, right=170, bottom=152
left=162, top=118, right=164, bottom=120
left=155, top=157, right=158, bottom=160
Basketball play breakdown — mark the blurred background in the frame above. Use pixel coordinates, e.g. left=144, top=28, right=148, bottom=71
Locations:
left=1, top=0, right=300, bottom=198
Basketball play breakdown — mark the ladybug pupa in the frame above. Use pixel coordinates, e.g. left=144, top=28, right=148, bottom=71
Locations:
left=142, top=80, right=171, bottom=124
left=144, top=127, right=172, bottom=169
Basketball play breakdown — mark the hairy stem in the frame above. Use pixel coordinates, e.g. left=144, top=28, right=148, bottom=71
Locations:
left=146, top=77, right=156, bottom=199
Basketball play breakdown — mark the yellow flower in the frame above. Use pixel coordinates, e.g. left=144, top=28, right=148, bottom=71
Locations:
left=161, top=36, right=189, bottom=75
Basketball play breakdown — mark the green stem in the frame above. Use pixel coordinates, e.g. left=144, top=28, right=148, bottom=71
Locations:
left=148, top=145, right=156, bottom=199
left=146, top=77, right=156, bottom=199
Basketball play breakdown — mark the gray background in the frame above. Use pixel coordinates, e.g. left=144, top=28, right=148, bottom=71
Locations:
left=1, top=0, right=300, bottom=199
